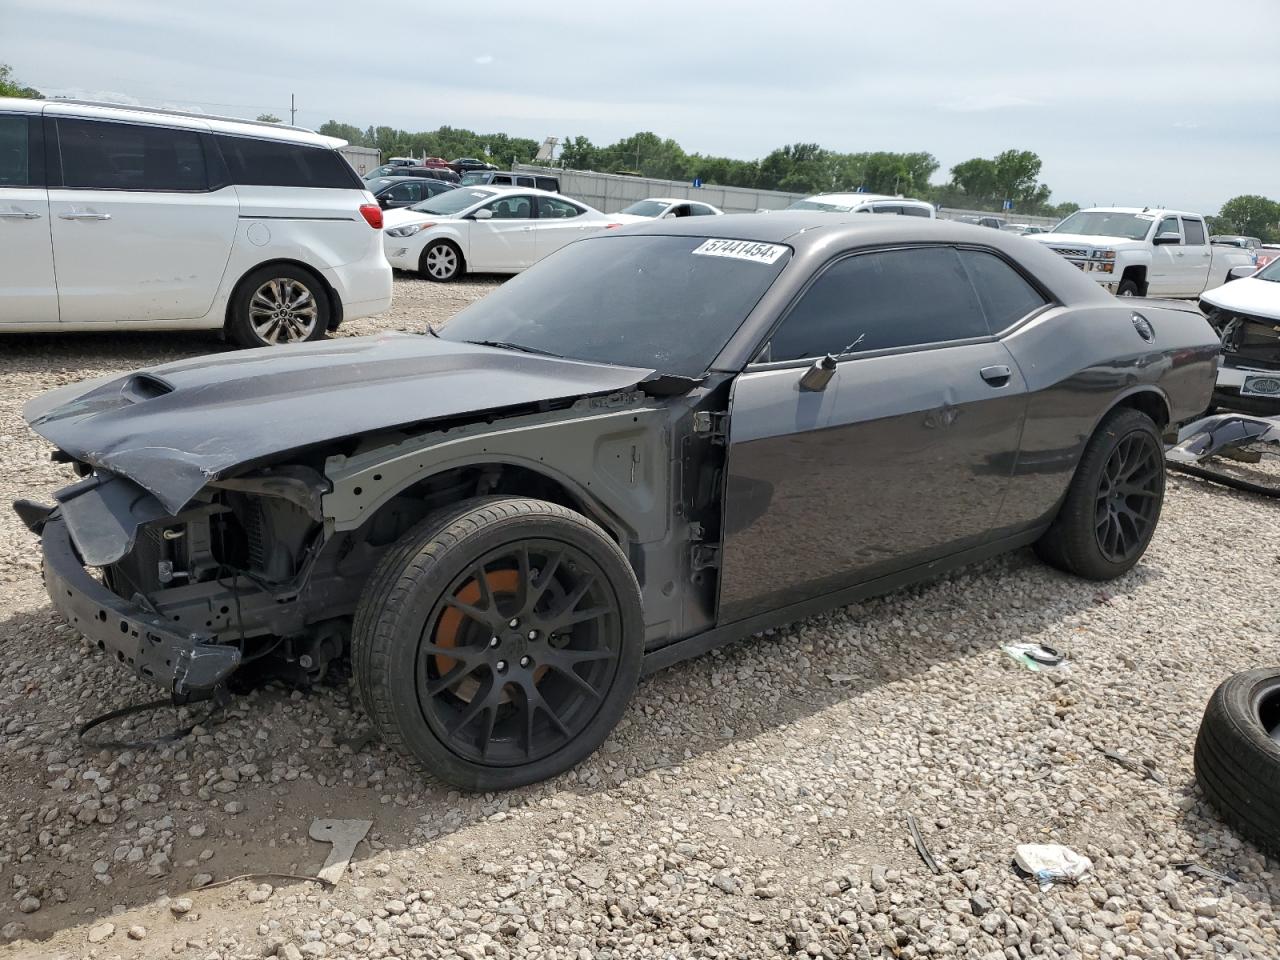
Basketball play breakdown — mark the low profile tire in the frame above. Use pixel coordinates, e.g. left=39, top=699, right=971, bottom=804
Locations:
left=420, top=240, right=464, bottom=282
left=1116, top=278, right=1140, bottom=297
left=1034, top=406, right=1165, bottom=579
left=228, top=264, right=330, bottom=348
left=352, top=498, right=644, bottom=790
left=1194, top=668, right=1280, bottom=856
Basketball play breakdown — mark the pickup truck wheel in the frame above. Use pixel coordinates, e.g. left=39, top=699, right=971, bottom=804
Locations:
left=1116, top=279, right=1140, bottom=297
left=1034, top=407, right=1164, bottom=579
left=228, top=265, right=330, bottom=348
left=1194, top=668, right=1280, bottom=856
left=352, top=498, right=643, bottom=790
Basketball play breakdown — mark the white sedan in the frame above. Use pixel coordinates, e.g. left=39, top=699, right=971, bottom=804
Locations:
left=383, top=187, right=617, bottom=281
left=610, top=197, right=723, bottom=224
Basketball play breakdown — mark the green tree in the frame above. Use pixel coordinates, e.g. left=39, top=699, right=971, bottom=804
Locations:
left=0, top=63, right=42, bottom=99
left=318, top=121, right=368, bottom=145
left=1216, top=195, right=1280, bottom=242
left=256, top=113, right=281, bottom=123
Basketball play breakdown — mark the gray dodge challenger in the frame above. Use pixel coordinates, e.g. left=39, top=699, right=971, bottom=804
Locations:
left=16, top=215, right=1219, bottom=789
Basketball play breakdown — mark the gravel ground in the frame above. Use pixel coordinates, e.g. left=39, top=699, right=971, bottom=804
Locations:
left=1, top=275, right=1277, bottom=959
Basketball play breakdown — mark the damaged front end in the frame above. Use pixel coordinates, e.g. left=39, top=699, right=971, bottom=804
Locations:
left=1202, top=304, right=1280, bottom=415
left=24, top=462, right=352, bottom=701
left=1165, top=412, right=1280, bottom=498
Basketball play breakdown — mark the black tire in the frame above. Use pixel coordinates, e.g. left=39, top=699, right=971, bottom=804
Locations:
left=1034, top=406, right=1165, bottom=579
left=228, top=264, right=330, bottom=348
left=1194, top=668, right=1280, bottom=856
left=1116, top=278, right=1141, bottom=297
left=419, top=240, right=465, bottom=282
left=352, top=497, right=643, bottom=790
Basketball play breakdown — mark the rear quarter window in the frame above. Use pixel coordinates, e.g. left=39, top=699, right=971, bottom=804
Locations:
left=957, top=249, right=1048, bottom=330
left=214, top=135, right=362, bottom=189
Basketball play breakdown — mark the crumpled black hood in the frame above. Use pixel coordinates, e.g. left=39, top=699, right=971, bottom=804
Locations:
left=25, top=333, right=653, bottom=514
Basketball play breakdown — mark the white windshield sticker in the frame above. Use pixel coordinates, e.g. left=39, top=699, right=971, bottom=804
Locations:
left=1135, top=213, right=1157, bottom=221
left=692, top=239, right=788, bottom=264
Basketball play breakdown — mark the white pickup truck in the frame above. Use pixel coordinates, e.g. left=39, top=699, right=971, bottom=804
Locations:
left=1032, top=207, right=1255, bottom=298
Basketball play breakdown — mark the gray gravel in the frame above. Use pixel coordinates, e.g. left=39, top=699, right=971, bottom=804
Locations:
left=1, top=276, right=1278, bottom=958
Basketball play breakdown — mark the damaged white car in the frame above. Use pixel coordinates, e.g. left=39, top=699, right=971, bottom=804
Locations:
left=1200, top=257, right=1280, bottom=415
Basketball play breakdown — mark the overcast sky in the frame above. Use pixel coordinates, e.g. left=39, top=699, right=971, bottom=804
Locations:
left=4, top=0, right=1278, bottom=212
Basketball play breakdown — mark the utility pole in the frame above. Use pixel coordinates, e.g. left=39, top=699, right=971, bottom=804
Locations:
left=290, top=94, right=296, bottom=125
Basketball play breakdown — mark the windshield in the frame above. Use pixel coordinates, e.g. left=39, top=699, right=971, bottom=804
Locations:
left=364, top=165, right=397, bottom=180
left=1255, top=258, right=1280, bottom=282
left=460, top=172, right=487, bottom=185
left=1052, top=211, right=1152, bottom=241
left=785, top=199, right=854, bottom=213
left=619, top=200, right=669, bottom=218
left=438, top=235, right=792, bottom=376
left=410, top=188, right=495, bottom=215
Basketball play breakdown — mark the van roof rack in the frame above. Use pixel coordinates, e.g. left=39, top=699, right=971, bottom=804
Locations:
left=46, top=99, right=317, bottom=135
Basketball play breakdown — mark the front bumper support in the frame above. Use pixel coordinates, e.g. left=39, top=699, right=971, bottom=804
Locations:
left=42, top=517, right=241, bottom=700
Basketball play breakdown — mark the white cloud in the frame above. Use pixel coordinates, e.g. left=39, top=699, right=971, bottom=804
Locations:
left=473, top=55, right=494, bottom=65
left=938, top=94, right=1041, bottom=113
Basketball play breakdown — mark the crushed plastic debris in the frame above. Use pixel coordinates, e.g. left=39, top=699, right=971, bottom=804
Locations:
left=1014, top=844, right=1093, bottom=892
left=1001, top=642, right=1069, bottom=672
left=310, top=819, right=372, bottom=885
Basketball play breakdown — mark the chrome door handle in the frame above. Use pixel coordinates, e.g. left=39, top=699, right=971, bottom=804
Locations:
left=59, top=212, right=112, bottom=221
left=1174, top=251, right=1184, bottom=257
left=980, top=364, right=1011, bottom=386
left=0, top=210, right=41, bottom=219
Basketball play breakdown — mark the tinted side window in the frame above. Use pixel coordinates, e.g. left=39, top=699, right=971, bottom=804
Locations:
left=958, top=249, right=1048, bottom=330
left=214, top=135, right=360, bottom=189
left=690, top=204, right=717, bottom=216
left=768, top=247, right=989, bottom=362
left=1181, top=218, right=1206, bottom=245
left=536, top=196, right=582, bottom=218
left=871, top=204, right=902, bottom=215
left=535, top=177, right=559, bottom=192
left=484, top=194, right=533, bottom=219
left=0, top=115, right=31, bottom=187
left=58, top=119, right=206, bottom=191
left=1156, top=217, right=1181, bottom=242
left=901, top=205, right=931, bottom=218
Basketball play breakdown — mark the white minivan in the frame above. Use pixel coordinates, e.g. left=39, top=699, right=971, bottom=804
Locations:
left=0, top=99, right=392, bottom=347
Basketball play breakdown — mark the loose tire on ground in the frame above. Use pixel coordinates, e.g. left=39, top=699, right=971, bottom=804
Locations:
left=420, top=240, right=465, bottom=282
left=1194, top=668, right=1280, bottom=856
left=352, top=497, right=644, bottom=790
left=1035, top=406, right=1165, bottom=579
left=228, top=264, right=330, bottom=348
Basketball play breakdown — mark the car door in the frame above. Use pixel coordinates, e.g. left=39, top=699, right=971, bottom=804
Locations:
left=466, top=193, right=537, bottom=271
left=1180, top=216, right=1212, bottom=291
left=533, top=195, right=604, bottom=261
left=718, top=245, right=1031, bottom=623
left=0, top=111, right=58, bottom=323
left=1147, top=215, right=1185, bottom=297
left=380, top=181, right=422, bottom=209
left=46, top=113, right=239, bottom=322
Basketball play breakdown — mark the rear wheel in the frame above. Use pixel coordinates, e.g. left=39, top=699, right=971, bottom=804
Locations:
left=1034, top=407, right=1165, bottom=579
left=228, top=265, right=330, bottom=348
left=352, top=498, right=643, bottom=790
left=420, top=240, right=464, bottom=282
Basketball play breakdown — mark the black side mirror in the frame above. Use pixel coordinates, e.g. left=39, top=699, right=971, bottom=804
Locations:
left=799, top=355, right=837, bottom=392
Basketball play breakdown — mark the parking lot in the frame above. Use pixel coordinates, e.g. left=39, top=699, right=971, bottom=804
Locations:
left=1, top=275, right=1278, bottom=959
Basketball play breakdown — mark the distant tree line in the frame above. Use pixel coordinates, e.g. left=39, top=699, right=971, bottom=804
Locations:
left=2, top=61, right=1272, bottom=231
left=321, top=120, right=1078, bottom=217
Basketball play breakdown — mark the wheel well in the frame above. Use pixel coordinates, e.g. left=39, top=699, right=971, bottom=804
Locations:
left=421, top=237, right=465, bottom=270
left=224, top=259, right=342, bottom=334
left=1120, top=265, right=1148, bottom=294
left=1111, top=390, right=1169, bottom=430
left=357, top=462, right=625, bottom=550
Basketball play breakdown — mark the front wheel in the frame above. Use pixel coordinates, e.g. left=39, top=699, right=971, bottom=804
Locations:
left=1116, top=278, right=1140, bottom=297
left=420, top=240, right=464, bottom=282
left=1034, top=407, right=1165, bottom=579
left=228, top=265, right=330, bottom=348
left=352, top=498, right=644, bottom=790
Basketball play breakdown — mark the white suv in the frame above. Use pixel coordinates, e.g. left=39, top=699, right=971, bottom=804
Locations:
left=0, top=99, right=392, bottom=347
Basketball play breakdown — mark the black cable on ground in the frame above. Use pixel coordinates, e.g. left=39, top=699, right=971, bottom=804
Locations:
left=78, top=687, right=231, bottom=751
left=1166, top=461, right=1280, bottom=499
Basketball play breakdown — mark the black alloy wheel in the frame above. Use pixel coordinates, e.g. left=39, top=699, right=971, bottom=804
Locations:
left=1093, top=430, right=1163, bottom=564
left=352, top=498, right=643, bottom=790
left=418, top=540, right=622, bottom=766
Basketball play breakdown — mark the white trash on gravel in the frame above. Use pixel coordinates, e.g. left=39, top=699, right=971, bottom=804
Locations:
left=1015, top=843, right=1094, bottom=892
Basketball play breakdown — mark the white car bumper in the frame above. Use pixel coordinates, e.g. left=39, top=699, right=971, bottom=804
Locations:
left=323, top=255, right=393, bottom=322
